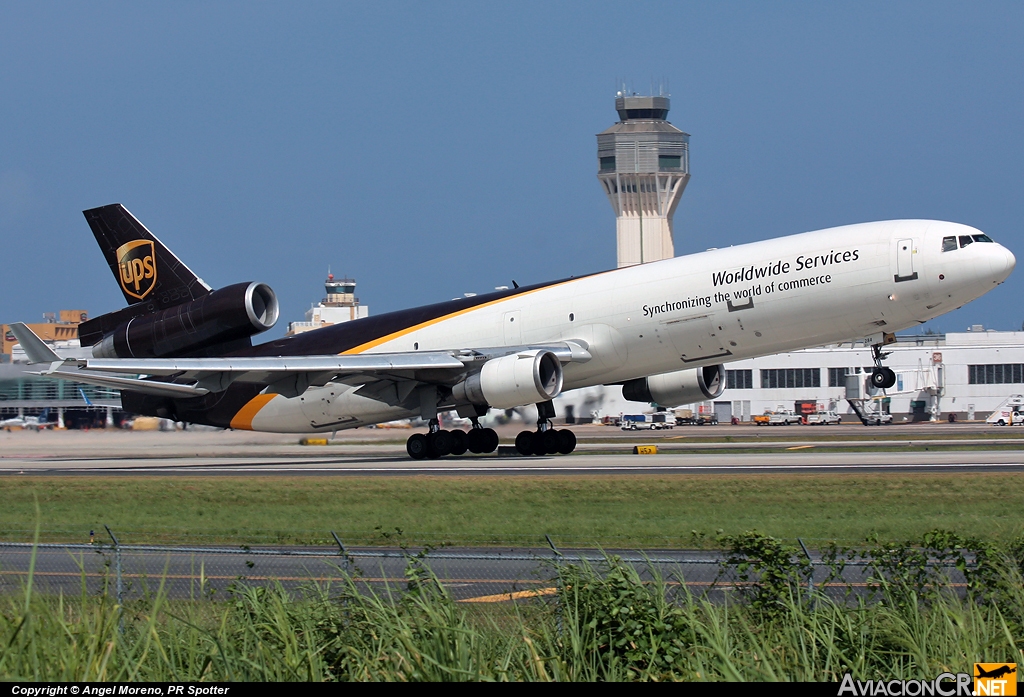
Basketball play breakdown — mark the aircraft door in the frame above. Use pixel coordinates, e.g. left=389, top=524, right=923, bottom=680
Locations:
left=895, top=239, right=918, bottom=282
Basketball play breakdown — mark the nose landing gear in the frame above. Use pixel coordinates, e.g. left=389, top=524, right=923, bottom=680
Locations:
left=869, top=339, right=897, bottom=390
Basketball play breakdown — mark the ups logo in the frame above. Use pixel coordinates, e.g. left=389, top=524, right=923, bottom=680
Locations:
left=116, top=240, right=157, bottom=300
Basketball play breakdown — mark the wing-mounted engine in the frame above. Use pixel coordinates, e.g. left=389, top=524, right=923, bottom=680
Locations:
left=621, top=364, right=725, bottom=406
left=86, top=282, right=279, bottom=359
left=452, top=349, right=563, bottom=409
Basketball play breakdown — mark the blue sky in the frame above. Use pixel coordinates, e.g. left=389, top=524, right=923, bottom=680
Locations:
left=1, top=2, right=1022, bottom=337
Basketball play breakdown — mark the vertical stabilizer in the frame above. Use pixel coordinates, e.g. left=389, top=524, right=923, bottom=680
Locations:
left=83, top=204, right=212, bottom=311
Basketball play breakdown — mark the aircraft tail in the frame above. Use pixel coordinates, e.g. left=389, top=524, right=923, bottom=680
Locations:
left=83, top=204, right=211, bottom=310
left=79, top=204, right=213, bottom=345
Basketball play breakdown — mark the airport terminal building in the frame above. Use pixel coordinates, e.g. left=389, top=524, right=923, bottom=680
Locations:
left=693, top=327, right=1024, bottom=423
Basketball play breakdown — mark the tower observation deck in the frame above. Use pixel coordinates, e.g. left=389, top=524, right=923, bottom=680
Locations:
left=597, top=95, right=690, bottom=267
left=286, top=273, right=369, bottom=335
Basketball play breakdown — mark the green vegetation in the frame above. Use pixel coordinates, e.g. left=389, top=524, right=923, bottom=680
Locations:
left=2, top=531, right=1022, bottom=681
left=1, top=474, right=1023, bottom=547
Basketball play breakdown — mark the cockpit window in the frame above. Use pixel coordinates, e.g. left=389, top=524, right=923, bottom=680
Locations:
left=972, top=234, right=994, bottom=243
left=941, top=236, right=957, bottom=252
left=959, top=235, right=974, bottom=248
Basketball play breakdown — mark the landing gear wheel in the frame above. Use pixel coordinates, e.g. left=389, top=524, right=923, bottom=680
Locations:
left=540, top=429, right=560, bottom=455
left=482, top=428, right=499, bottom=453
left=532, top=432, right=550, bottom=456
left=515, top=430, right=534, bottom=456
left=871, top=367, right=896, bottom=389
left=407, top=433, right=428, bottom=460
left=556, top=429, right=577, bottom=455
left=427, top=430, right=453, bottom=459
left=449, top=429, right=468, bottom=456
left=466, top=428, right=485, bottom=453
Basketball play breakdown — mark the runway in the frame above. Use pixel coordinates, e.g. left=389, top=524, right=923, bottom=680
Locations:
left=0, top=541, right=910, bottom=603
left=2, top=426, right=1023, bottom=476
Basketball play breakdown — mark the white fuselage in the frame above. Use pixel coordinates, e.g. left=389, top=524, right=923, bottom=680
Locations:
left=249, top=220, right=1015, bottom=432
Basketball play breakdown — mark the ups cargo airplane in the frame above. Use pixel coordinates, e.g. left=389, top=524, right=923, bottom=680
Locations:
left=11, top=205, right=1015, bottom=459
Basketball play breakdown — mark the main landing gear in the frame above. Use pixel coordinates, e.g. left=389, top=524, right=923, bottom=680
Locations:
left=406, top=418, right=499, bottom=460
left=869, top=342, right=897, bottom=390
left=514, top=400, right=577, bottom=456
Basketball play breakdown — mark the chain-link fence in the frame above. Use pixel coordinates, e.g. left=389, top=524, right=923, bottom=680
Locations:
left=0, top=532, right=975, bottom=609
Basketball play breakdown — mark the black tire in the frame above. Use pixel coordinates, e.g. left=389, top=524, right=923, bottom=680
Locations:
left=998, top=419, right=1006, bottom=426
left=515, top=430, right=534, bottom=456
left=871, top=367, right=897, bottom=389
left=870, top=369, right=887, bottom=389
left=541, top=429, right=560, bottom=455
left=556, top=429, right=577, bottom=454
left=406, top=433, right=428, bottom=460
left=874, top=419, right=881, bottom=426
left=466, top=428, right=485, bottom=453
left=427, top=430, right=453, bottom=458
left=532, top=432, right=549, bottom=456
left=449, top=429, right=468, bottom=456
left=483, top=428, right=499, bottom=453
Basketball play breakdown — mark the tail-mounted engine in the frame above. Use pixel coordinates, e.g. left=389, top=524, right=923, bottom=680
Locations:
left=452, top=349, right=563, bottom=409
left=88, top=282, right=279, bottom=359
left=621, top=364, right=725, bottom=406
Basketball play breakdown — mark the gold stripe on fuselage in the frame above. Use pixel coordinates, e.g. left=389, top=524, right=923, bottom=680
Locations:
left=229, top=272, right=603, bottom=427
left=339, top=278, right=585, bottom=355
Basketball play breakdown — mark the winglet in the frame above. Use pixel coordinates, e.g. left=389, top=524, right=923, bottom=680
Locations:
left=8, top=323, right=63, bottom=364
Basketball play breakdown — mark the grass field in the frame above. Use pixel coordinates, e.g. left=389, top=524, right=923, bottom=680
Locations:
left=2, top=473, right=1022, bottom=547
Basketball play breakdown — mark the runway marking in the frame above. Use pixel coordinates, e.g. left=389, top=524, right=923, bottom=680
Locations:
left=459, top=588, right=558, bottom=603
left=786, top=445, right=815, bottom=450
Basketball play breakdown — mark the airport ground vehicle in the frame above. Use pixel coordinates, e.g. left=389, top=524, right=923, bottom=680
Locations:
left=677, top=413, right=717, bottom=426
left=868, top=412, right=894, bottom=426
left=986, top=395, right=1024, bottom=425
left=768, top=410, right=804, bottom=426
left=620, top=412, right=675, bottom=430
left=11, top=205, right=1014, bottom=459
left=806, top=411, right=842, bottom=425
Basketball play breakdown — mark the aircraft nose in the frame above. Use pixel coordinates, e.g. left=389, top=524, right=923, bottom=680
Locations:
left=1003, top=246, right=1017, bottom=276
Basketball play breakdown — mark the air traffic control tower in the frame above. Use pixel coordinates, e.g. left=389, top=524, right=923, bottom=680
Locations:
left=597, top=94, right=690, bottom=267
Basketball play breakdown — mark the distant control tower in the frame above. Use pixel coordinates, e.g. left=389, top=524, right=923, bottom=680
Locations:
left=286, top=273, right=369, bottom=336
left=597, top=94, right=690, bottom=267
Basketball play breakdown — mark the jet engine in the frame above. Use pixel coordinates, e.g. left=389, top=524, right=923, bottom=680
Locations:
left=91, top=282, right=279, bottom=359
left=621, top=364, right=725, bottom=406
left=452, top=349, right=563, bottom=409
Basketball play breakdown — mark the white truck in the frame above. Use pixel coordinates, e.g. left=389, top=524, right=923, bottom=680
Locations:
left=806, top=411, right=842, bottom=425
left=862, top=410, right=893, bottom=426
left=986, top=395, right=1024, bottom=425
left=768, top=410, right=804, bottom=426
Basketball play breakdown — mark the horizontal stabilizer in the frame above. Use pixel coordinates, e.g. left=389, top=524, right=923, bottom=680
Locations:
left=8, top=323, right=62, bottom=364
left=34, top=370, right=210, bottom=399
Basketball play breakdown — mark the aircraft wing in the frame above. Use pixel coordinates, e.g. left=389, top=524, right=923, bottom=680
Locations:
left=31, top=340, right=591, bottom=401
